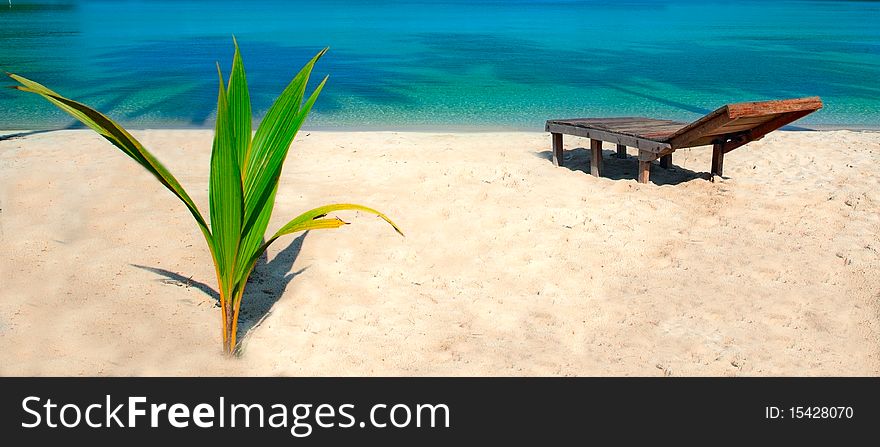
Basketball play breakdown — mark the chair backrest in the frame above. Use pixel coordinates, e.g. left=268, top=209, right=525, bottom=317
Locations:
left=666, top=97, right=823, bottom=148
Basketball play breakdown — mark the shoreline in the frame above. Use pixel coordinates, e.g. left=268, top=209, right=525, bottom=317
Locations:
left=4, top=123, right=880, bottom=136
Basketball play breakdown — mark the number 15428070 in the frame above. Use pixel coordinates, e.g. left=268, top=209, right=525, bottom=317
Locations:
left=765, top=406, right=853, bottom=419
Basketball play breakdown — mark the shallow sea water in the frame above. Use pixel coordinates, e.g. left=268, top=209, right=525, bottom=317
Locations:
left=1, top=0, right=878, bottom=129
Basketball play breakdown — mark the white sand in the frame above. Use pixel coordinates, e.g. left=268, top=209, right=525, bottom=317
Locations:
left=1, top=129, right=878, bottom=376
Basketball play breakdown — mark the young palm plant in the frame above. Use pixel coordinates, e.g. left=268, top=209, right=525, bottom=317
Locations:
left=8, top=41, right=402, bottom=354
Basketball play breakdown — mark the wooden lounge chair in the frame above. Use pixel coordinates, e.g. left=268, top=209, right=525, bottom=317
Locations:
left=545, top=97, right=822, bottom=184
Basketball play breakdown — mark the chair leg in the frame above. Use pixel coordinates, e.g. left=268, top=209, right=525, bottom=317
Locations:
left=660, top=153, right=672, bottom=169
left=711, top=143, right=724, bottom=176
left=638, top=160, right=651, bottom=184
left=616, top=144, right=627, bottom=159
left=590, top=139, right=603, bottom=177
left=551, top=132, right=564, bottom=167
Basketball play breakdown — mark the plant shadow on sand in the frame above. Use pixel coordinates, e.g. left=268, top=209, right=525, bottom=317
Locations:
left=535, top=147, right=712, bottom=186
left=132, top=232, right=310, bottom=354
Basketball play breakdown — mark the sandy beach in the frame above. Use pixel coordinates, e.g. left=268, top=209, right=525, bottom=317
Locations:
left=0, top=129, right=878, bottom=376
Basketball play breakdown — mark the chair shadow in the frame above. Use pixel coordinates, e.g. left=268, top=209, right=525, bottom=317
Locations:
left=131, top=232, right=310, bottom=353
left=535, top=147, right=712, bottom=186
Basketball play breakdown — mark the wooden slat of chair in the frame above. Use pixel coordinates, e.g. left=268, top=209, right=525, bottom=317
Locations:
left=546, top=97, right=822, bottom=184
left=545, top=121, right=672, bottom=153
left=726, top=97, right=824, bottom=119
left=722, top=108, right=819, bottom=154
left=668, top=97, right=823, bottom=149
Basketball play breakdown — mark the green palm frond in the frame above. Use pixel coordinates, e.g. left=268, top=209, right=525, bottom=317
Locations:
left=9, top=40, right=402, bottom=354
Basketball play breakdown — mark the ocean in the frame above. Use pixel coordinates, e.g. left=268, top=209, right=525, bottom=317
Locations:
left=1, top=0, right=878, bottom=130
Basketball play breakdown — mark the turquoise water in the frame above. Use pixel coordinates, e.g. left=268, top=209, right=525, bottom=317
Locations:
left=1, top=0, right=878, bottom=130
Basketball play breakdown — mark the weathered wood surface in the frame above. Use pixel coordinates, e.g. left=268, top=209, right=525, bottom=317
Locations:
left=547, top=118, right=683, bottom=152
left=547, top=97, right=822, bottom=184
left=551, top=132, right=564, bottom=167
left=711, top=143, right=724, bottom=176
left=665, top=96, right=823, bottom=148
left=547, top=96, right=822, bottom=151
left=734, top=109, right=818, bottom=148
left=638, top=160, right=651, bottom=184
left=545, top=122, right=671, bottom=153
left=727, top=97, right=823, bottom=119
left=590, top=139, right=603, bottom=177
